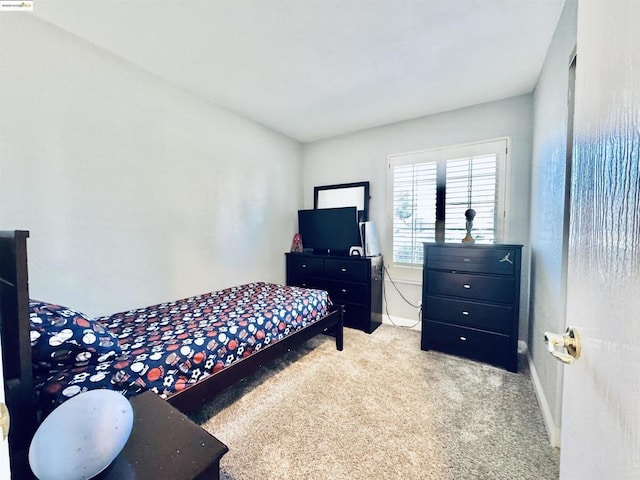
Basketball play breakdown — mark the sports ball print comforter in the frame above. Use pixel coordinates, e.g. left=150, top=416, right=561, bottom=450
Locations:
left=31, top=282, right=329, bottom=417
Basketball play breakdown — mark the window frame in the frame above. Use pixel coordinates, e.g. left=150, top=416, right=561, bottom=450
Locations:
left=386, top=138, right=510, bottom=282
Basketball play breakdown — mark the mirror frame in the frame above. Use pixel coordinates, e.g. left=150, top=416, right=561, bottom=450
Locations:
left=314, top=181, right=370, bottom=222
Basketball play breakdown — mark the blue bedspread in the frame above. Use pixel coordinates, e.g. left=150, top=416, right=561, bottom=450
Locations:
left=33, top=282, right=329, bottom=415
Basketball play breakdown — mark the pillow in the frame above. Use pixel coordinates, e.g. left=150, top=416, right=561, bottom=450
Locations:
left=29, top=300, right=122, bottom=374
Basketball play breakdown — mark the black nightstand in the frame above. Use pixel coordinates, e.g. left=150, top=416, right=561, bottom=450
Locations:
left=98, top=391, right=228, bottom=480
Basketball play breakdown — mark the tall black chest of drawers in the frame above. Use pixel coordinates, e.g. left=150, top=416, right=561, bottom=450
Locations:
left=286, top=253, right=383, bottom=333
left=421, top=243, right=522, bottom=372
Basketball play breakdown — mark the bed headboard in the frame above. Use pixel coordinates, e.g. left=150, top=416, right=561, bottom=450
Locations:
left=0, top=230, right=36, bottom=475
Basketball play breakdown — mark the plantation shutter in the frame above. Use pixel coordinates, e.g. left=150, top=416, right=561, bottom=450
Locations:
left=388, top=139, right=506, bottom=270
left=444, top=154, right=497, bottom=243
left=392, top=161, right=437, bottom=266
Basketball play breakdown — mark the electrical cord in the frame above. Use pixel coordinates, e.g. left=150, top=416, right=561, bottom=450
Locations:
left=383, top=265, right=421, bottom=308
left=382, top=264, right=421, bottom=329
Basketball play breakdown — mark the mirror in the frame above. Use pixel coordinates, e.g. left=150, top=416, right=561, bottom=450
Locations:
left=314, top=181, right=370, bottom=222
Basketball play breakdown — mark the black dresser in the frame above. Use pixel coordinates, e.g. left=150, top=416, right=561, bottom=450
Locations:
left=286, top=253, right=383, bottom=333
left=421, top=243, right=522, bottom=372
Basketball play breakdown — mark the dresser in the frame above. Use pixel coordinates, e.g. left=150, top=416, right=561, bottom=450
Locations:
left=421, top=243, right=522, bottom=372
left=286, top=253, right=383, bottom=333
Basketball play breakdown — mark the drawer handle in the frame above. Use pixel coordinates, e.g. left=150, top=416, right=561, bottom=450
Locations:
left=341, top=288, right=347, bottom=293
left=462, top=311, right=469, bottom=316
left=463, top=258, right=471, bottom=262
left=341, top=268, right=347, bottom=272
left=459, top=336, right=467, bottom=341
left=302, top=264, right=307, bottom=268
left=463, top=284, right=471, bottom=289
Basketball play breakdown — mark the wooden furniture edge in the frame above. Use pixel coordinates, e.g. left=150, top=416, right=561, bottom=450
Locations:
left=0, top=230, right=35, bottom=476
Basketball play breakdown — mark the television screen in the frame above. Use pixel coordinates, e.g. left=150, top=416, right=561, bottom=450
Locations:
left=297, top=207, right=361, bottom=255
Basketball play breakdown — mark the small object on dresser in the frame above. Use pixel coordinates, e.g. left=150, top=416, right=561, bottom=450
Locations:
left=290, top=233, right=304, bottom=253
left=462, top=208, right=476, bottom=243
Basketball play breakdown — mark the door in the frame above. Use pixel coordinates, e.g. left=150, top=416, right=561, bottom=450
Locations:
left=559, top=1, right=640, bottom=478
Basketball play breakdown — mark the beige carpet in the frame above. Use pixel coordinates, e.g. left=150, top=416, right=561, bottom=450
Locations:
left=191, top=324, right=560, bottom=480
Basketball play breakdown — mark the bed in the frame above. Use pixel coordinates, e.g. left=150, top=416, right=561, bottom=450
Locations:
left=0, top=230, right=344, bottom=477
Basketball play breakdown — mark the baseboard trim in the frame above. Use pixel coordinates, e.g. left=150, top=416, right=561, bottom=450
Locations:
left=527, top=350, right=562, bottom=448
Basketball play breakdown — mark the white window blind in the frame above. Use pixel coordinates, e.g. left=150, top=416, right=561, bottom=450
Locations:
left=392, top=161, right=437, bottom=266
left=444, top=154, right=497, bottom=243
left=388, top=139, right=507, bottom=271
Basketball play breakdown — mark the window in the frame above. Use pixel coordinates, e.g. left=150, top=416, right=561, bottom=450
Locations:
left=388, top=139, right=508, bottom=271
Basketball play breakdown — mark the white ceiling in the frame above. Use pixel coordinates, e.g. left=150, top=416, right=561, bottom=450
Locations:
left=33, top=0, right=565, bottom=142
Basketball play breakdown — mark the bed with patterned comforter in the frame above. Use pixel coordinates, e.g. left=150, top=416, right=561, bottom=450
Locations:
left=31, top=282, right=332, bottom=417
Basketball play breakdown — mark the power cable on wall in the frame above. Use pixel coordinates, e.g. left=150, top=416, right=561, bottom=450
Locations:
left=383, top=264, right=421, bottom=329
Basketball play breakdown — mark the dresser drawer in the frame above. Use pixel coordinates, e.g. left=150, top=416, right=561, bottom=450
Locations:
left=421, top=321, right=511, bottom=368
left=325, top=280, right=369, bottom=304
left=287, top=276, right=326, bottom=291
left=324, top=259, right=368, bottom=282
left=287, top=255, right=324, bottom=277
left=426, top=271, right=514, bottom=304
left=341, top=303, right=369, bottom=331
left=424, top=296, right=512, bottom=334
left=286, top=253, right=382, bottom=334
left=426, top=245, right=517, bottom=276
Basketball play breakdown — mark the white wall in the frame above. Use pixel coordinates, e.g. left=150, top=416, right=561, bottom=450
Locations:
left=528, top=0, right=578, bottom=447
left=303, top=96, right=533, bottom=336
left=0, top=14, right=302, bottom=316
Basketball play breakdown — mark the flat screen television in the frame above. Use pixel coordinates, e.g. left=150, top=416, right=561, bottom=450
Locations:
left=297, top=207, right=361, bottom=255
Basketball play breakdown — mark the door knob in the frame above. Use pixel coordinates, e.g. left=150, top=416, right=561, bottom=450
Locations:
left=544, top=327, right=581, bottom=364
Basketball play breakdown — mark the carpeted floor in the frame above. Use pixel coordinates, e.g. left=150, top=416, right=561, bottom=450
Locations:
left=191, top=324, right=560, bottom=480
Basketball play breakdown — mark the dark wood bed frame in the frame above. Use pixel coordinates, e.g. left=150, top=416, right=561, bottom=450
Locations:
left=0, top=230, right=344, bottom=477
